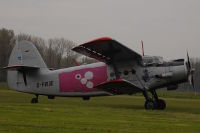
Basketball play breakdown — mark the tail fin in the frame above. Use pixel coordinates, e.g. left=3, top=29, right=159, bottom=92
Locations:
left=6, top=41, right=47, bottom=91
left=8, top=40, right=47, bottom=68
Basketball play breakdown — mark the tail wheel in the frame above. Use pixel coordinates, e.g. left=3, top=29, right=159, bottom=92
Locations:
left=31, top=98, right=38, bottom=104
left=31, top=94, right=39, bottom=104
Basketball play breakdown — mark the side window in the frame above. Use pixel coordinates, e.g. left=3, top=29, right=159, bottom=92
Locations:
left=123, top=70, right=129, bottom=76
left=110, top=72, right=115, bottom=77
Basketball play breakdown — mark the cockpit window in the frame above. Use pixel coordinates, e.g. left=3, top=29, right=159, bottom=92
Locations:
left=142, top=56, right=164, bottom=66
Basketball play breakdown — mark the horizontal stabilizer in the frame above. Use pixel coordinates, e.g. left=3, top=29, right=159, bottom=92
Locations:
left=4, top=65, right=40, bottom=86
left=95, top=79, right=142, bottom=95
left=3, top=65, right=39, bottom=71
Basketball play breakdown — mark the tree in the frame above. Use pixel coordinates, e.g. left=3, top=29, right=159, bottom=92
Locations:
left=47, top=38, right=78, bottom=68
left=0, top=28, right=15, bottom=81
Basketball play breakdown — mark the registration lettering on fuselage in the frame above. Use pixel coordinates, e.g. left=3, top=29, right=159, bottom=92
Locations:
left=36, top=81, right=54, bottom=88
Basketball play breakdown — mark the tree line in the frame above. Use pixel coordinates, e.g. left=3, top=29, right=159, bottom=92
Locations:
left=0, top=28, right=95, bottom=81
left=0, top=28, right=199, bottom=92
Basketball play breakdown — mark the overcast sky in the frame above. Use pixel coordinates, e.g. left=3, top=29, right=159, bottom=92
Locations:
left=0, top=0, right=200, bottom=60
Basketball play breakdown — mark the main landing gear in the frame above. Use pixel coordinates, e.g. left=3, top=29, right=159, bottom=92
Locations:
left=143, top=89, right=166, bottom=110
left=82, top=96, right=90, bottom=101
left=31, top=94, right=39, bottom=104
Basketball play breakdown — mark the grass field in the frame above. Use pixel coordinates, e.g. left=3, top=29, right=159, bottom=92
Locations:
left=0, top=83, right=200, bottom=133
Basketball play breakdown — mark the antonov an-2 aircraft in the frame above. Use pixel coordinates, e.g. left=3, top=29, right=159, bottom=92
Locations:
left=4, top=37, right=195, bottom=110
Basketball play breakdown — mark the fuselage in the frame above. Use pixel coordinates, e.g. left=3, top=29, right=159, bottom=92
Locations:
left=8, top=59, right=188, bottom=97
left=6, top=39, right=192, bottom=109
left=8, top=62, right=109, bottom=97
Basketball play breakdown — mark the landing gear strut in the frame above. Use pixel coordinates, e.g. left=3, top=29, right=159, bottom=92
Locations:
left=143, top=90, right=154, bottom=110
left=31, top=94, right=39, bottom=104
left=143, top=89, right=166, bottom=110
left=151, top=89, right=166, bottom=110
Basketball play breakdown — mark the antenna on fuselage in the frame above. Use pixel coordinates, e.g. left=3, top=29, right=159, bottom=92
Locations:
left=141, top=40, right=144, bottom=57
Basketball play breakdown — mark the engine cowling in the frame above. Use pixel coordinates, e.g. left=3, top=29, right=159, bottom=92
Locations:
left=167, top=84, right=178, bottom=90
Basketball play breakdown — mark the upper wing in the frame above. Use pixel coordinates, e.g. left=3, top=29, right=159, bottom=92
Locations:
left=95, top=79, right=143, bottom=95
left=72, top=37, right=142, bottom=64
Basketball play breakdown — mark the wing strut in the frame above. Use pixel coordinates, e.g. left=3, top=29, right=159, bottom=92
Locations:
left=112, top=63, right=120, bottom=79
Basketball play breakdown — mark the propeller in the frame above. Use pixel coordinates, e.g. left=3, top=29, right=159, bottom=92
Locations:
left=186, top=52, right=195, bottom=91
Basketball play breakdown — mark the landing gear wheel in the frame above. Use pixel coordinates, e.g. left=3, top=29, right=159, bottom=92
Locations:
left=31, top=95, right=39, bottom=104
left=82, top=96, right=90, bottom=101
left=155, top=99, right=166, bottom=110
left=144, top=100, right=155, bottom=110
left=31, top=98, right=38, bottom=104
left=143, top=89, right=166, bottom=110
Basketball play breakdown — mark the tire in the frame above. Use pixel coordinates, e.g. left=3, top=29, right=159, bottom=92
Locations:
left=145, top=100, right=155, bottom=110
left=156, top=99, right=166, bottom=110
left=82, top=96, right=90, bottom=101
left=31, top=98, right=38, bottom=104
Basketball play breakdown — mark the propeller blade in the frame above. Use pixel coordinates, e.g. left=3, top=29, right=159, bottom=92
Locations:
left=186, top=51, right=196, bottom=93
left=191, top=76, right=195, bottom=89
left=189, top=75, right=195, bottom=89
left=187, top=51, right=191, bottom=70
left=189, top=75, right=192, bottom=86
